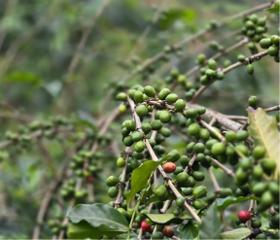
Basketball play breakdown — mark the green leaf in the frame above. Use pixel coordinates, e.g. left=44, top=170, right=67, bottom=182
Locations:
left=146, top=214, right=175, bottom=224
left=220, top=228, right=251, bottom=240
left=127, top=160, right=159, bottom=203
left=248, top=108, right=280, bottom=179
left=67, top=203, right=129, bottom=238
left=5, top=71, right=42, bottom=86
left=178, top=222, right=199, bottom=239
left=200, top=204, right=223, bottom=239
left=67, top=222, right=102, bottom=239
left=159, top=8, right=197, bottom=29
left=216, top=196, right=255, bottom=211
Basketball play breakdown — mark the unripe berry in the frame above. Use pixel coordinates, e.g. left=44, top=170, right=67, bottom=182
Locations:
left=211, top=142, right=226, bottom=155
left=238, top=210, right=251, bottom=222
left=253, top=145, right=265, bottom=159
left=158, top=88, right=171, bottom=100
left=174, top=99, right=186, bottom=111
left=140, top=220, right=152, bottom=233
left=116, top=157, right=125, bottom=168
left=165, top=93, right=178, bottom=104
left=144, top=85, right=156, bottom=97
left=192, top=185, right=207, bottom=198
left=158, top=110, right=171, bottom=123
left=106, top=176, right=119, bottom=186
left=135, top=104, right=148, bottom=117
left=163, top=162, right=176, bottom=173
left=187, top=123, right=201, bottom=137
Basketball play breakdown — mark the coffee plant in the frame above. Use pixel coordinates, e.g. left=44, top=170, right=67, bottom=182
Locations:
left=0, top=0, right=279, bottom=239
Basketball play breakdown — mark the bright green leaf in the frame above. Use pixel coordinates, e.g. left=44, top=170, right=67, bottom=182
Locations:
left=220, top=227, right=251, bottom=240
left=248, top=108, right=280, bottom=179
left=127, top=160, right=159, bottom=203
left=67, top=203, right=129, bottom=238
left=146, top=214, right=175, bottom=224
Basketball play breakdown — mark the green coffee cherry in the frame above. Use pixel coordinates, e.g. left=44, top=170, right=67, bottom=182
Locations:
left=187, top=123, right=201, bottom=137
left=154, top=185, right=168, bottom=199
left=193, top=142, right=205, bottom=153
left=158, top=110, right=171, bottom=123
left=235, top=168, right=248, bottom=185
left=248, top=95, right=258, bottom=108
left=108, top=186, right=118, bottom=198
left=174, top=99, right=186, bottom=112
left=211, top=142, right=226, bottom=155
left=134, top=141, right=145, bottom=152
left=239, top=157, right=252, bottom=170
left=166, top=150, right=180, bottom=162
left=225, top=131, right=236, bottom=142
left=253, top=145, right=265, bottom=159
left=199, top=128, right=210, bottom=140
left=235, top=144, right=249, bottom=156
left=252, top=165, right=264, bottom=180
left=166, top=93, right=178, bottom=104
left=207, top=59, right=217, bottom=70
left=247, top=64, right=254, bottom=75
left=192, top=171, right=205, bottom=181
left=252, top=182, right=267, bottom=196
left=160, top=127, right=172, bottom=137
left=142, top=122, right=152, bottom=134
left=236, top=130, right=248, bottom=141
left=192, top=185, right=207, bottom=198
left=260, top=191, right=274, bottom=208
left=106, top=176, right=119, bottom=186
left=123, top=136, right=133, bottom=146
left=268, top=182, right=279, bottom=196
left=176, top=172, right=189, bottom=185
left=158, top=88, right=171, bottom=100
left=144, top=85, right=156, bottom=97
left=176, top=197, right=185, bottom=207
left=259, top=38, right=272, bottom=48
left=116, top=92, right=127, bottom=101
left=197, top=54, right=206, bottom=65
left=135, top=104, right=148, bottom=117
left=193, top=199, right=207, bottom=209
left=181, top=187, right=192, bottom=195
left=151, top=120, right=163, bottom=130
left=133, top=90, right=144, bottom=103
left=261, top=158, right=276, bottom=174
left=122, top=120, right=136, bottom=131
left=131, top=131, right=144, bottom=142
left=116, top=157, right=125, bottom=168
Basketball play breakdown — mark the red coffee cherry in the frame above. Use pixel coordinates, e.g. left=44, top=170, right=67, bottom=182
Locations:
left=163, top=225, right=174, bottom=237
left=238, top=210, right=251, bottom=222
left=140, top=220, right=152, bottom=233
left=163, top=162, right=176, bottom=173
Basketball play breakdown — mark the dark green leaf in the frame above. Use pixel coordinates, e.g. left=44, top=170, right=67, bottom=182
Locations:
left=216, top=196, right=255, bottom=210
left=67, top=203, right=129, bottom=238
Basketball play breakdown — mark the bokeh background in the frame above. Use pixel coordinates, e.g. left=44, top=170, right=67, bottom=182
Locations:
left=0, top=0, right=278, bottom=238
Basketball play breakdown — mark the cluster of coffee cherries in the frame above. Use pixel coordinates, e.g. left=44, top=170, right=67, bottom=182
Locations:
left=108, top=84, right=279, bottom=238
left=241, top=14, right=267, bottom=42
left=259, top=34, right=280, bottom=62
left=3, top=116, right=70, bottom=150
